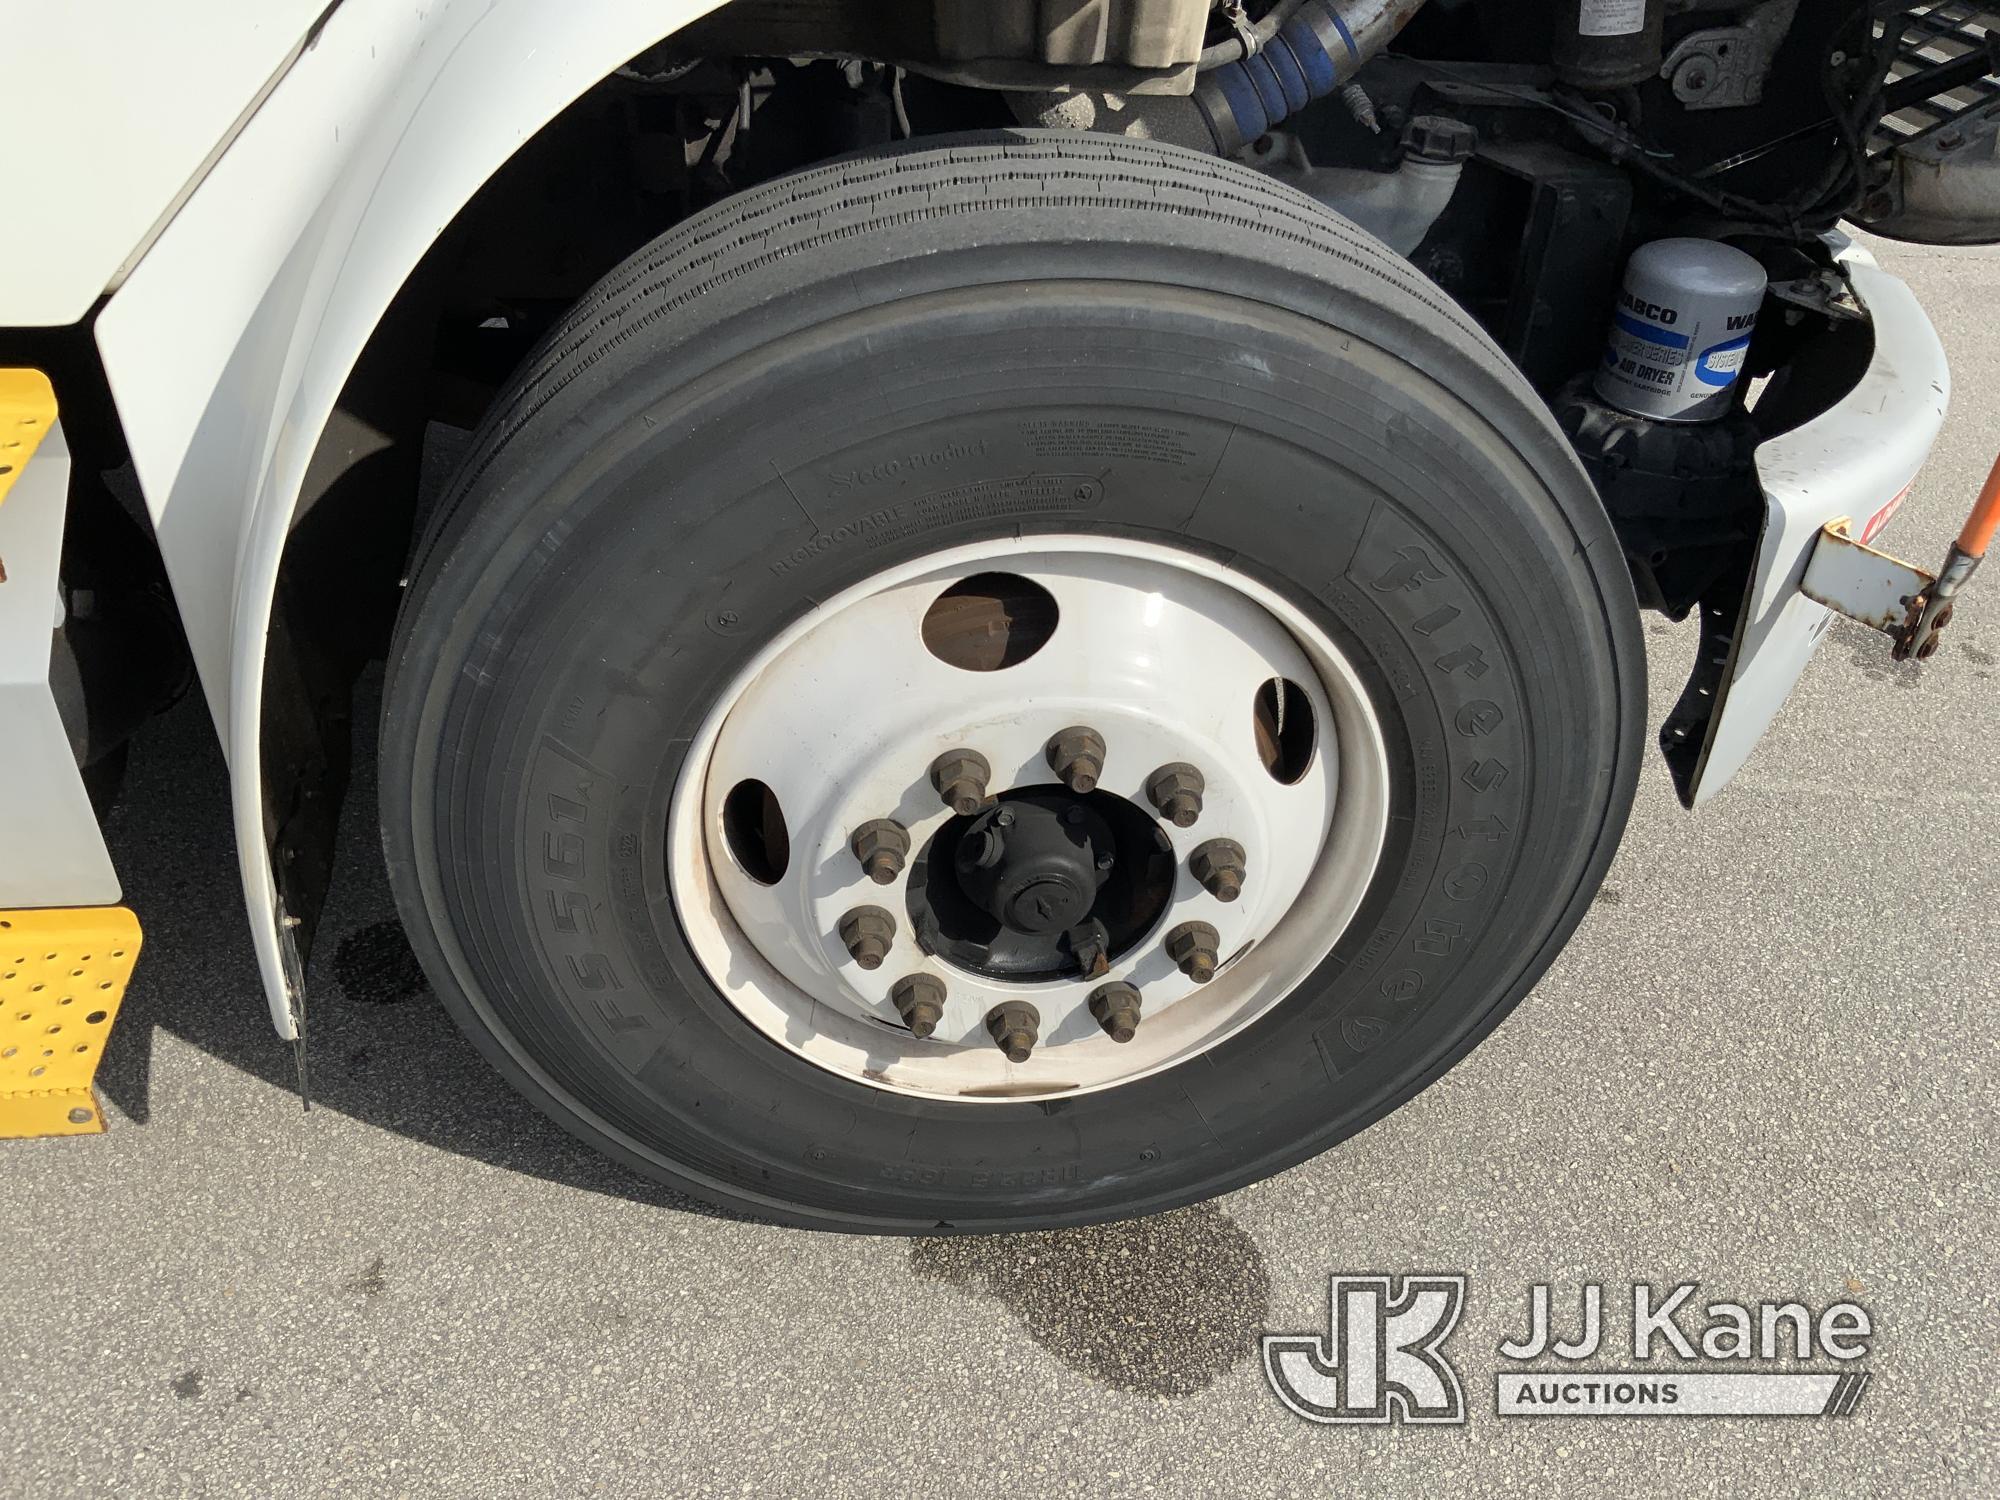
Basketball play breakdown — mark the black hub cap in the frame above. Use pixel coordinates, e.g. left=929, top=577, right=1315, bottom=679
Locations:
left=907, top=788, right=1177, bottom=981
left=956, top=800, right=1103, bottom=935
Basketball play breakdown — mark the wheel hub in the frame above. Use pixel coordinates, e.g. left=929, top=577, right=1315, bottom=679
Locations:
left=909, top=788, right=1174, bottom=984
left=957, top=798, right=1101, bottom=936
left=667, top=537, right=1392, bottom=1101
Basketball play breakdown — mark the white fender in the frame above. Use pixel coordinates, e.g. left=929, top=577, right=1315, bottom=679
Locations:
left=93, top=0, right=727, bottom=1034
left=0, top=0, right=331, bottom=327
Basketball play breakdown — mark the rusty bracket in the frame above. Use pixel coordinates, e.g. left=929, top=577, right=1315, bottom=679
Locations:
left=1810, top=453, right=2000, bottom=662
left=1799, top=518, right=1954, bottom=661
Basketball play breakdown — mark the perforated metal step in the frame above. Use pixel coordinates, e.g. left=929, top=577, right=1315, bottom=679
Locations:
left=0, top=908, right=140, bottom=1138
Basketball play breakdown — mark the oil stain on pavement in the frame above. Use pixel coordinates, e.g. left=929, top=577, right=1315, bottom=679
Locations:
left=341, top=1255, right=389, bottom=1298
left=909, top=1202, right=1269, bottom=1398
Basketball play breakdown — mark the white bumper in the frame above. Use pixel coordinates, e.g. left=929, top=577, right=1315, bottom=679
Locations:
left=1680, top=244, right=1950, bottom=805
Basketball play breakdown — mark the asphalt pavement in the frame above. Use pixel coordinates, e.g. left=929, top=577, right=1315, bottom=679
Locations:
left=3, top=236, right=1996, bottom=1498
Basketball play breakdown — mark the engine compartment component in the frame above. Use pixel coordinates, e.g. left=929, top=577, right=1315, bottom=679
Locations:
left=1555, top=382, right=1762, bottom=617
left=1596, top=238, right=1766, bottom=423
left=1009, top=0, right=1427, bottom=150
left=1868, top=111, right=2000, bottom=244
left=670, top=0, right=1216, bottom=93
left=1553, top=0, right=1666, bottom=90
left=1247, top=113, right=1474, bottom=252
left=1191, top=0, right=1428, bottom=152
left=1660, top=0, right=1800, bottom=111
left=933, top=0, right=1209, bottom=71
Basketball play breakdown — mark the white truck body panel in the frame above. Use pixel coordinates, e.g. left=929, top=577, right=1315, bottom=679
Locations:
left=0, top=0, right=327, bottom=327
left=0, top=421, right=120, bottom=905
left=92, top=0, right=723, bottom=1034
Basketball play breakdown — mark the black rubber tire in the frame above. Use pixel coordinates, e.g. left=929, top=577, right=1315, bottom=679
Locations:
left=380, top=132, right=1644, bottom=1234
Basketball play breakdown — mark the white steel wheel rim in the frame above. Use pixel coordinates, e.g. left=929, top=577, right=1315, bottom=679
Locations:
left=667, top=536, right=1391, bottom=1102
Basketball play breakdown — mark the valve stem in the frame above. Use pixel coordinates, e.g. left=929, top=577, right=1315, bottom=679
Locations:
left=1339, top=81, right=1380, bottom=134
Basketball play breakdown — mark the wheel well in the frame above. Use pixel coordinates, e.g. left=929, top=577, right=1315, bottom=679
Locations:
left=265, top=42, right=1009, bottom=959
left=267, top=57, right=721, bottom=959
left=283, top=45, right=1008, bottom=651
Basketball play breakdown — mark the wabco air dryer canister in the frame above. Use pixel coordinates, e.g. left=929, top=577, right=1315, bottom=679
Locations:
left=1596, top=238, right=1768, bottom=423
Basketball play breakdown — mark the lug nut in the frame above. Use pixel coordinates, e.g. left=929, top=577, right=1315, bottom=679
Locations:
left=1088, top=982, right=1143, bottom=1044
left=1189, top=838, right=1248, bottom=903
left=1146, top=762, right=1206, bottom=828
left=890, top=974, right=947, bottom=1039
left=931, top=749, right=993, bottom=816
left=985, top=1001, right=1041, bottom=1063
left=1045, top=726, right=1107, bottom=794
left=850, top=819, right=911, bottom=885
left=838, top=906, right=897, bottom=970
left=1165, top=921, right=1222, bottom=984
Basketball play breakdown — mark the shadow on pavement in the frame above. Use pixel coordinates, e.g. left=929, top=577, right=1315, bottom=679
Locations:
left=91, top=682, right=718, bottom=1217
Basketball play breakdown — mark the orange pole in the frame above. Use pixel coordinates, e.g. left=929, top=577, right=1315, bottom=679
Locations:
left=1958, top=451, right=2000, bottom=559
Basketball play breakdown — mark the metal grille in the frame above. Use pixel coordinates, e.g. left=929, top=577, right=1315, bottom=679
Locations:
left=1872, top=3, right=2000, bottom=153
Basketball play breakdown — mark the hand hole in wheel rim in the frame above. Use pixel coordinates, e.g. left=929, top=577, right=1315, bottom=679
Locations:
left=721, top=779, right=790, bottom=885
left=1253, top=677, right=1316, bottom=784
left=920, top=572, right=1059, bottom=671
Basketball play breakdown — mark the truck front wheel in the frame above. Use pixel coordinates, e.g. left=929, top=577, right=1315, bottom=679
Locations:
left=380, top=134, right=1643, bottom=1232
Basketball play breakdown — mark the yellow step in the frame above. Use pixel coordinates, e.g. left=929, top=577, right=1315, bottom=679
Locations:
left=0, top=907, right=141, bottom=1137
left=0, top=367, right=57, bottom=509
